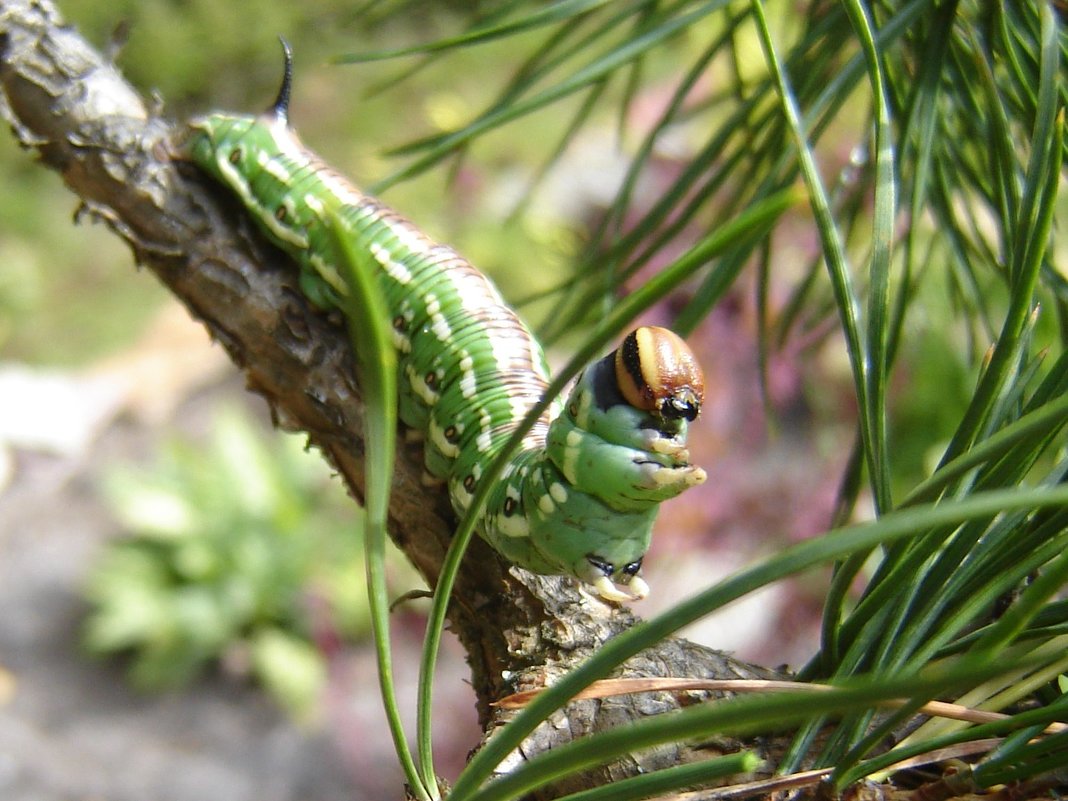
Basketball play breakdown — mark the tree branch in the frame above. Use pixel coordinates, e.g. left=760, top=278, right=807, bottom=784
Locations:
left=0, top=0, right=779, bottom=792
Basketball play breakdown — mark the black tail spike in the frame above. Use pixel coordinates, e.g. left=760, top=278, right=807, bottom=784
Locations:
left=270, top=36, right=293, bottom=123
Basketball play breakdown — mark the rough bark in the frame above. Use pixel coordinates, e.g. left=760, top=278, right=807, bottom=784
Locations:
left=0, top=1, right=782, bottom=795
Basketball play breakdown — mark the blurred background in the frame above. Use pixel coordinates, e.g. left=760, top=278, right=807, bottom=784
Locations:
left=0, top=1, right=982, bottom=799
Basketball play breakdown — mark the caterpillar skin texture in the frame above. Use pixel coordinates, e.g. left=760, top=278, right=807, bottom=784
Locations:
left=181, top=47, right=706, bottom=602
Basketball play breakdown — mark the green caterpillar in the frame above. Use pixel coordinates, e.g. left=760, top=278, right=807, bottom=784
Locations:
left=180, top=42, right=706, bottom=602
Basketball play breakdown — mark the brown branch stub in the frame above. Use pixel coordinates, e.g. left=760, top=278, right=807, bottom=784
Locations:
left=0, top=0, right=779, bottom=792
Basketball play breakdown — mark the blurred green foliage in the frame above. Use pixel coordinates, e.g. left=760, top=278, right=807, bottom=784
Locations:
left=83, top=404, right=419, bottom=719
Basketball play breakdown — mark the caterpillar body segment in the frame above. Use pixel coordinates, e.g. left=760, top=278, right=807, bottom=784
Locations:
left=180, top=44, right=706, bottom=601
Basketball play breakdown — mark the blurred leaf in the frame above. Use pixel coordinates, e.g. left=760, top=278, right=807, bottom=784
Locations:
left=102, top=480, right=197, bottom=538
left=250, top=628, right=328, bottom=723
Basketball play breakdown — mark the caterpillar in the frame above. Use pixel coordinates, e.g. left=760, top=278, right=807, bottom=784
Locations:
left=179, top=41, right=706, bottom=602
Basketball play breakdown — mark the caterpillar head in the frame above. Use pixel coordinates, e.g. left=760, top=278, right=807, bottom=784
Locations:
left=615, top=326, right=704, bottom=423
